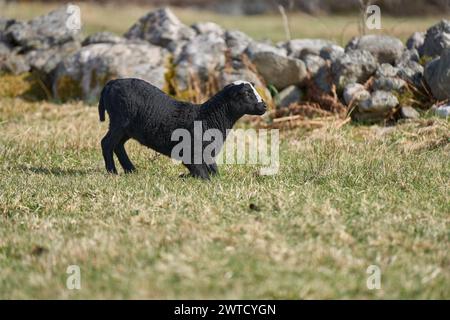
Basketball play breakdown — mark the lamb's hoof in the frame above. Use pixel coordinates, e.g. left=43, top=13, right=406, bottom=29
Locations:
left=124, top=167, right=136, bottom=174
left=179, top=173, right=210, bottom=180
left=196, top=173, right=211, bottom=180
left=106, top=168, right=118, bottom=175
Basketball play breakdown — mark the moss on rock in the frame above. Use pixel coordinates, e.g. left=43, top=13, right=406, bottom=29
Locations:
left=163, top=54, right=176, bottom=95
left=0, top=72, right=47, bottom=100
left=54, top=75, right=83, bottom=102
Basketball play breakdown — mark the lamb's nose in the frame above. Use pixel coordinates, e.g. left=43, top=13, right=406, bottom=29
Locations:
left=257, top=102, right=267, bottom=113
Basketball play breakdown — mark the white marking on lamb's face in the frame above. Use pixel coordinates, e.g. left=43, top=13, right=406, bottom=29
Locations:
left=232, top=80, right=263, bottom=102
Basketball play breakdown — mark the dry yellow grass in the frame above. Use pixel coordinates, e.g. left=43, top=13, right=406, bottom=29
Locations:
left=0, top=97, right=449, bottom=299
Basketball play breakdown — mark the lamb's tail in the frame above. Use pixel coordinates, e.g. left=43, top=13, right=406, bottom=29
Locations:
left=98, top=86, right=107, bottom=122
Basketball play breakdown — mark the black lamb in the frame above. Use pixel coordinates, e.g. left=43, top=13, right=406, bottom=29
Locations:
left=98, top=78, right=267, bottom=179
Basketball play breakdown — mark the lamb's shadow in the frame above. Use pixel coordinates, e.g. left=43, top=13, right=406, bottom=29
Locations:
left=16, top=165, right=96, bottom=176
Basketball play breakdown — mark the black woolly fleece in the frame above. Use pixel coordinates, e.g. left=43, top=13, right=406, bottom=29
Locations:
left=98, top=78, right=266, bottom=179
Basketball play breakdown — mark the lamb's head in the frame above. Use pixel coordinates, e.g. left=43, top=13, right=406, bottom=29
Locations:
left=225, top=81, right=267, bottom=116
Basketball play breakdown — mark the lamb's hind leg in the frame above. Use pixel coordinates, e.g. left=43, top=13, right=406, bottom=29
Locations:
left=207, top=162, right=218, bottom=175
left=101, top=129, right=123, bottom=174
left=114, top=136, right=136, bottom=173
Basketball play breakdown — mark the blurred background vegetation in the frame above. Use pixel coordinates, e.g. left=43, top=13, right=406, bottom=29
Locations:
left=3, top=0, right=450, bottom=15
left=1, top=0, right=449, bottom=44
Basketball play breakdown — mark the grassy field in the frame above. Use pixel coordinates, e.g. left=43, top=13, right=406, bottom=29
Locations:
left=1, top=1, right=449, bottom=44
left=0, top=1, right=449, bottom=299
left=0, top=97, right=449, bottom=299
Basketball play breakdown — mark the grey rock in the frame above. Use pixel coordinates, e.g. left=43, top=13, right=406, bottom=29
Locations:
left=124, top=7, right=195, bottom=53
left=192, top=22, right=224, bottom=37
left=0, top=18, right=15, bottom=42
left=371, top=91, right=400, bottom=112
left=0, top=18, right=16, bottom=32
left=343, top=83, right=370, bottom=106
left=424, top=48, right=450, bottom=100
left=396, top=59, right=424, bottom=88
left=434, top=105, right=450, bottom=118
left=0, top=41, right=12, bottom=60
left=400, top=106, right=420, bottom=119
left=406, top=32, right=425, bottom=55
left=332, top=49, right=378, bottom=91
left=372, top=63, right=406, bottom=92
left=0, top=51, right=30, bottom=74
left=26, top=41, right=81, bottom=84
left=225, top=30, right=254, bottom=57
left=358, top=90, right=399, bottom=113
left=5, top=4, right=81, bottom=51
left=282, top=38, right=335, bottom=58
left=320, top=45, right=345, bottom=61
left=311, top=46, right=345, bottom=93
left=396, top=49, right=420, bottom=66
left=251, top=51, right=307, bottom=90
left=53, top=42, right=169, bottom=102
left=0, top=6, right=82, bottom=76
left=174, top=33, right=227, bottom=92
left=82, top=32, right=124, bottom=46
left=217, top=64, right=271, bottom=102
left=217, top=64, right=261, bottom=88
left=0, top=38, right=10, bottom=49
left=275, top=85, right=302, bottom=108
left=422, top=19, right=450, bottom=57
left=313, top=63, right=333, bottom=92
left=245, top=41, right=287, bottom=59
left=346, top=35, right=404, bottom=64
left=375, top=63, right=399, bottom=78
left=26, top=49, right=57, bottom=74
left=373, top=76, right=406, bottom=92
left=303, top=54, right=326, bottom=76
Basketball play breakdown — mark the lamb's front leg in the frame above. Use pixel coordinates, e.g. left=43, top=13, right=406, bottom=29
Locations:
left=184, top=163, right=210, bottom=180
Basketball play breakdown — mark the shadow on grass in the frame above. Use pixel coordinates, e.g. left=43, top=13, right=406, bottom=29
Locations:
left=16, top=165, right=97, bottom=176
